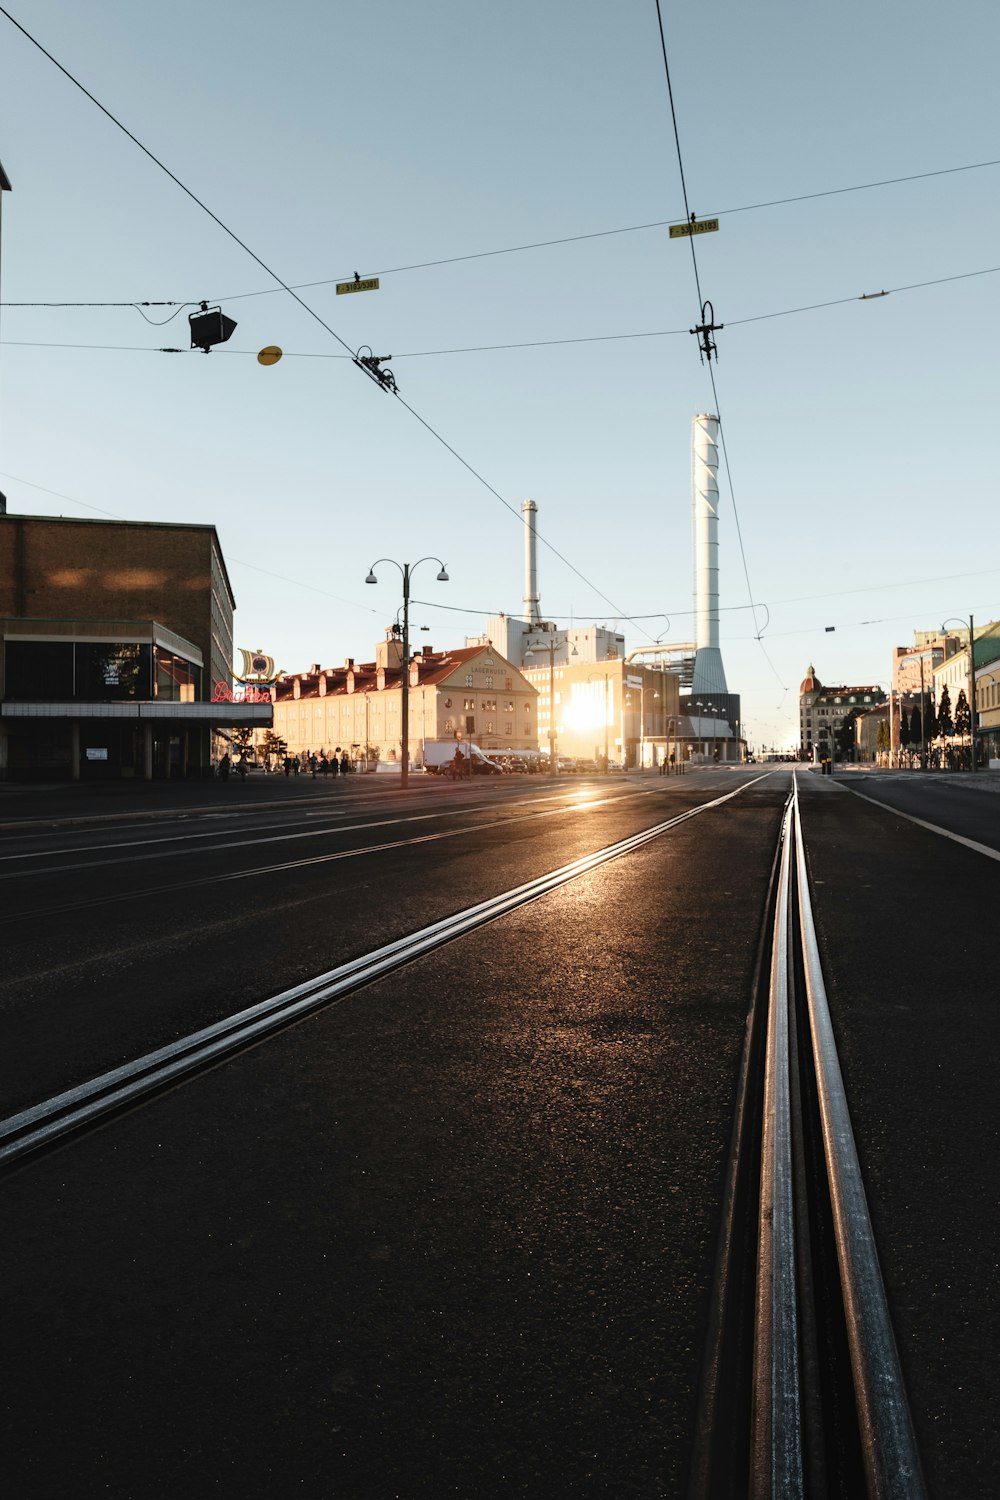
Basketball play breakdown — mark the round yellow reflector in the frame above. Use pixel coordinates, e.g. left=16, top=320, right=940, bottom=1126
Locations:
left=257, top=345, right=283, bottom=366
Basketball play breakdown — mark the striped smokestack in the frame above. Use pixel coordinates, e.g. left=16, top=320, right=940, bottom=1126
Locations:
left=690, top=412, right=729, bottom=696
left=522, top=498, right=542, bottom=624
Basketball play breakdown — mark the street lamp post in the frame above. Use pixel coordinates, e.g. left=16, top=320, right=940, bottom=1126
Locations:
left=365, top=556, right=449, bottom=789
left=941, top=615, right=978, bottom=772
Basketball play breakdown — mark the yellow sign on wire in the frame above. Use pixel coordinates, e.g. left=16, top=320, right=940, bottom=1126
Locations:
left=669, top=218, right=719, bottom=239
left=336, top=277, right=380, bottom=295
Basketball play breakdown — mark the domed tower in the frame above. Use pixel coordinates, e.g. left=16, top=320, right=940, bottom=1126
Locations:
left=799, top=665, right=822, bottom=758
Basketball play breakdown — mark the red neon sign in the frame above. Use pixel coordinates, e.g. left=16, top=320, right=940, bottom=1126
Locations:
left=211, top=681, right=272, bottom=704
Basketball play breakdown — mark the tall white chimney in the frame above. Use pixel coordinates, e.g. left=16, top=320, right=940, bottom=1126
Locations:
left=690, top=412, right=729, bottom=697
left=522, top=498, right=542, bottom=624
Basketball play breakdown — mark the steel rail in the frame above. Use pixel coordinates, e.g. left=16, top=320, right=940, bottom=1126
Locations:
left=693, top=784, right=927, bottom=1496
left=751, top=796, right=804, bottom=1496
left=792, top=782, right=928, bottom=1499
left=0, top=780, right=757, bottom=1171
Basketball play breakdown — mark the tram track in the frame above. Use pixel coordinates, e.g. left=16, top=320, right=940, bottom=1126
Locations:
left=0, top=779, right=758, bottom=1172
left=690, top=780, right=926, bottom=1499
left=0, top=778, right=761, bottom=923
left=0, top=773, right=936, bottom=1490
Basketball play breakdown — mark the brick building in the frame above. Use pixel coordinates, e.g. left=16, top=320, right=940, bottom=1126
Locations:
left=0, top=513, right=269, bottom=779
left=272, top=634, right=536, bottom=766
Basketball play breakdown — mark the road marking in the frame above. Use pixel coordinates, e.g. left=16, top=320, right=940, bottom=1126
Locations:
left=846, top=788, right=1000, bottom=862
left=0, top=777, right=766, bottom=1167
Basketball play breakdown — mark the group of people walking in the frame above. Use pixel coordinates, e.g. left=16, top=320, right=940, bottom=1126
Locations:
left=215, top=747, right=353, bottom=779
left=305, top=748, right=351, bottom=778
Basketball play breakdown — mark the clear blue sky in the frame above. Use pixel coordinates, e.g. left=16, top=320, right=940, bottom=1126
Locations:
left=2, top=0, right=998, bottom=751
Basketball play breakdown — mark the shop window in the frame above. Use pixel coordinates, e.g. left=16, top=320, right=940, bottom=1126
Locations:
left=75, top=642, right=151, bottom=700
left=4, top=640, right=74, bottom=700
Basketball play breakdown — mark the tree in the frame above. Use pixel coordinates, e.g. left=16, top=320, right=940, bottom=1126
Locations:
left=899, top=706, right=911, bottom=751
left=261, top=729, right=287, bottom=767
left=954, top=689, right=971, bottom=740
left=937, top=684, right=953, bottom=739
left=836, top=706, right=862, bottom=761
left=925, top=696, right=938, bottom=740
left=231, top=726, right=254, bottom=758
left=909, top=702, right=924, bottom=765
left=876, top=719, right=889, bottom=762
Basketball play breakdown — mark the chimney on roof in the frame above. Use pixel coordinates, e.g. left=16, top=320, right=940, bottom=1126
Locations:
left=310, top=663, right=321, bottom=675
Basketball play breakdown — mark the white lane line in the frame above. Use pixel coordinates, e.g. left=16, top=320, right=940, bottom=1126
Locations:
left=845, top=787, right=1000, bottom=863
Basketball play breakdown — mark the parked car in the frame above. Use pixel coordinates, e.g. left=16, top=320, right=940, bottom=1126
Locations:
left=574, top=758, right=600, bottom=774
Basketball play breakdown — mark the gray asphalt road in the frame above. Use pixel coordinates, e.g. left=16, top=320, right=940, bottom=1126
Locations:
left=1, top=769, right=996, bottom=1496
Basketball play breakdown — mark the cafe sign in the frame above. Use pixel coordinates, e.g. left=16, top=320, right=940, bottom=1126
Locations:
left=212, top=681, right=272, bottom=703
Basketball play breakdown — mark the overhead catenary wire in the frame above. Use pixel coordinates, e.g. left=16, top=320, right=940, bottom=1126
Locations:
left=8, top=261, right=1000, bottom=361
left=4, top=144, right=999, bottom=314
left=652, top=0, right=784, bottom=691
left=0, top=5, right=656, bottom=643
left=201, top=155, right=1000, bottom=304
left=4, top=466, right=996, bottom=639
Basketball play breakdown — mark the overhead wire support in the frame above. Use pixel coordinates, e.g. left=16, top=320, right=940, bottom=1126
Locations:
left=0, top=2, right=656, bottom=643
left=352, top=347, right=399, bottom=394
left=691, top=299, right=723, bottom=364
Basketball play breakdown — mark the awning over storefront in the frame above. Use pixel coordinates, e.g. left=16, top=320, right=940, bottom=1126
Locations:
left=2, top=700, right=272, bottom=726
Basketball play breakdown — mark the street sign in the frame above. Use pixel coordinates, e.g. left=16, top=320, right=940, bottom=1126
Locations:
left=257, top=345, right=282, bottom=366
left=669, top=218, right=719, bottom=239
left=336, top=277, right=380, bottom=295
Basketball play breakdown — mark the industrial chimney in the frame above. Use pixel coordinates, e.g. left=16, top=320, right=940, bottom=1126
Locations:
left=690, top=412, right=729, bottom=697
left=522, top=498, right=542, bottom=625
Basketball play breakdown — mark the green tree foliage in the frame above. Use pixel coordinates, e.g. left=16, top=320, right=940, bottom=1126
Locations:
left=910, top=703, right=923, bottom=745
left=899, top=707, right=911, bottom=749
left=925, top=696, right=938, bottom=739
left=937, top=684, right=953, bottom=738
left=876, top=720, right=889, bottom=755
left=836, top=706, right=862, bottom=760
left=231, top=726, right=254, bottom=757
left=954, top=689, right=971, bottom=739
left=261, top=729, right=287, bottom=765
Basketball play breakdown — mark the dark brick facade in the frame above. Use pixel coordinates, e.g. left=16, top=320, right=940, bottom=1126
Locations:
left=0, top=514, right=235, bottom=689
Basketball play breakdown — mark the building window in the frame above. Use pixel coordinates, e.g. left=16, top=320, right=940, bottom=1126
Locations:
left=445, top=718, right=453, bottom=732
left=484, top=674, right=493, bottom=687
left=505, top=722, right=512, bottom=735
left=463, top=698, right=475, bottom=710
left=464, top=673, right=473, bottom=686
left=505, top=700, right=514, bottom=712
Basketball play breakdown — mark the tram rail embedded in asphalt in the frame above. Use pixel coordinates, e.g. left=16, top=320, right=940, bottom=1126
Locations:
left=690, top=782, right=927, bottom=1498
left=0, top=779, right=760, bottom=1171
